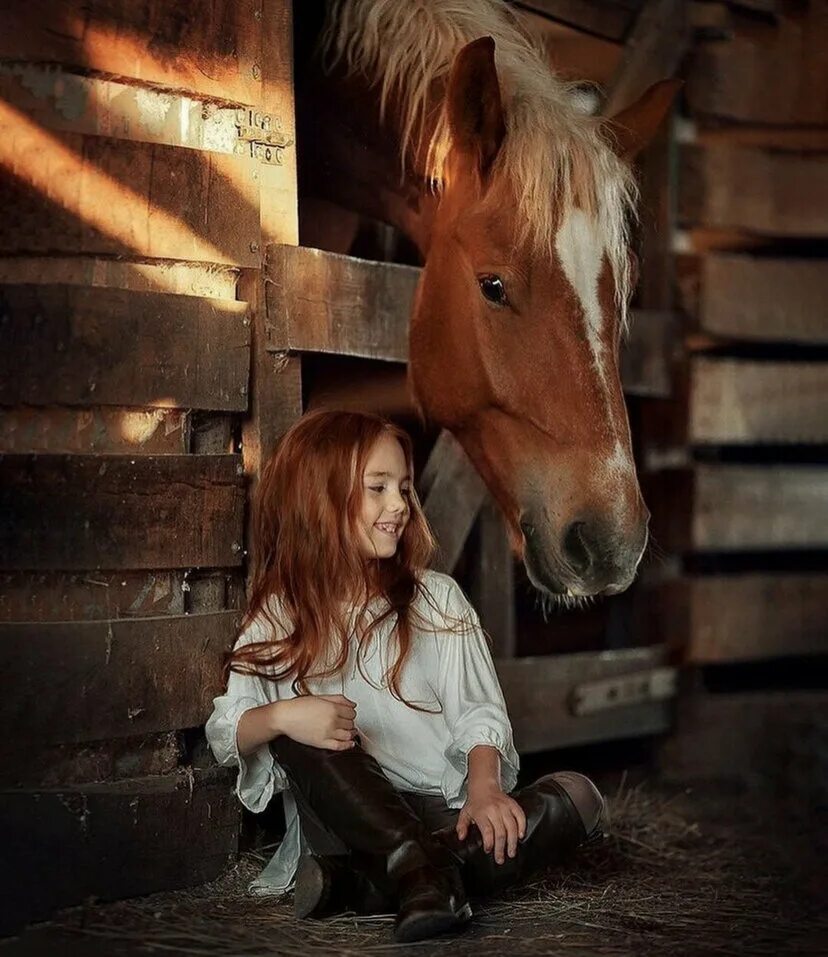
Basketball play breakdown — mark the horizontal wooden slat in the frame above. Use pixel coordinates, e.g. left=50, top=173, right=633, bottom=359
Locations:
left=516, top=0, right=638, bottom=41
left=699, top=255, right=828, bottom=345
left=2, top=768, right=239, bottom=932
left=0, top=571, right=185, bottom=621
left=648, top=574, right=828, bottom=664
left=265, top=245, right=673, bottom=396
left=0, top=284, right=250, bottom=411
left=647, top=465, right=828, bottom=551
left=689, top=359, right=828, bottom=444
left=0, top=611, right=238, bottom=744
left=498, top=646, right=673, bottom=753
left=0, top=407, right=190, bottom=454
left=0, top=0, right=262, bottom=103
left=680, top=145, right=828, bottom=237
left=0, top=454, right=245, bottom=570
left=0, top=126, right=260, bottom=266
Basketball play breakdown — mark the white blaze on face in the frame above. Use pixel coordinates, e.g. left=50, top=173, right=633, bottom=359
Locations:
left=554, top=208, right=636, bottom=516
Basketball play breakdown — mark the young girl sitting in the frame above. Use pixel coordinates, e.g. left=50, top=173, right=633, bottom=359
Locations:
left=206, top=410, right=604, bottom=943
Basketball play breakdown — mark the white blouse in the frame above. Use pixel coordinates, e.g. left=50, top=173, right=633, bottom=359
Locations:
left=204, top=569, right=520, bottom=897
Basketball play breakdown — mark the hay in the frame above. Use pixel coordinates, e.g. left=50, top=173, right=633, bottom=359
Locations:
left=37, top=782, right=827, bottom=956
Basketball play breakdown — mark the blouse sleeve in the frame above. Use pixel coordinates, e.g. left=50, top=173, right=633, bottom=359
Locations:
left=204, top=609, right=290, bottom=814
left=436, top=579, right=520, bottom=807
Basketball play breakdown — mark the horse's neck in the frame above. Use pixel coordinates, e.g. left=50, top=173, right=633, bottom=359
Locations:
left=297, top=65, right=440, bottom=255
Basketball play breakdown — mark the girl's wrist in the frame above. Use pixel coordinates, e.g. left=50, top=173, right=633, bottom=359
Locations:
left=268, top=699, right=291, bottom=738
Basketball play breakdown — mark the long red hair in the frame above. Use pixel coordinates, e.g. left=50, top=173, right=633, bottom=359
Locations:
left=228, top=410, right=460, bottom=712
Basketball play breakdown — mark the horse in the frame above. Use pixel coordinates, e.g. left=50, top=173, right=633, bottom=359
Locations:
left=294, top=0, right=679, bottom=600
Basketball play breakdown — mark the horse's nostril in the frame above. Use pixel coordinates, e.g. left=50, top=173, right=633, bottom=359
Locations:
left=563, top=520, right=592, bottom=575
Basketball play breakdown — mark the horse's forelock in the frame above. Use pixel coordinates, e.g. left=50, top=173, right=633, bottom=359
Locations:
left=322, top=0, right=639, bottom=326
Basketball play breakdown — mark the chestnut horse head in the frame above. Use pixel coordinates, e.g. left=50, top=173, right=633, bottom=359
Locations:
left=321, top=3, right=679, bottom=599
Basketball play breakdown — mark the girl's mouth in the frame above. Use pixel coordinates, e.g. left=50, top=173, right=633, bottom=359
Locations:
left=375, top=523, right=400, bottom=536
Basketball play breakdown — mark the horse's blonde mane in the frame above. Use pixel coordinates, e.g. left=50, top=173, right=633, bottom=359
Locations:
left=322, top=0, right=638, bottom=319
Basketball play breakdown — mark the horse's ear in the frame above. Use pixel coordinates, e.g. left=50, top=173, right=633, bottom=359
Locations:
left=446, top=36, right=505, bottom=178
left=604, top=79, right=682, bottom=161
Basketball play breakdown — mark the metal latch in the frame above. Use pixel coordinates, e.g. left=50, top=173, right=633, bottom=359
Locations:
left=235, top=109, right=293, bottom=165
left=568, top=667, right=677, bottom=716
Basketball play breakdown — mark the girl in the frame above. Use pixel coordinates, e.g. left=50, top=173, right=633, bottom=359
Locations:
left=206, top=410, right=604, bottom=943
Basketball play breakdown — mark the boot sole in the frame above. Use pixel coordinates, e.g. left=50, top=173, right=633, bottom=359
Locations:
left=393, top=901, right=473, bottom=943
left=293, top=856, right=329, bottom=920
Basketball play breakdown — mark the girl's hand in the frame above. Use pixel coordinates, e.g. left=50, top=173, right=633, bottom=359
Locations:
left=277, top=694, right=358, bottom=751
left=456, top=783, right=527, bottom=865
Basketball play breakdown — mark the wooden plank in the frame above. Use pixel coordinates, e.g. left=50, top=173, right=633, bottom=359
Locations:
left=518, top=11, right=624, bottom=87
left=515, top=0, right=638, bottom=41
left=0, top=407, right=190, bottom=454
left=699, top=254, right=828, bottom=344
left=647, top=465, right=828, bottom=552
left=469, top=499, right=517, bottom=659
left=0, top=284, right=250, bottom=411
left=265, top=246, right=672, bottom=396
left=1, top=768, right=239, bottom=932
left=0, top=124, right=260, bottom=266
left=0, top=256, right=240, bottom=299
left=0, top=454, right=245, bottom=571
left=0, top=571, right=185, bottom=621
left=679, top=145, right=828, bottom=237
left=649, top=574, right=828, bottom=663
left=689, top=359, right=828, bottom=444
left=497, top=646, right=673, bottom=753
left=0, top=0, right=262, bottom=104
left=420, top=431, right=487, bottom=574
left=0, top=611, right=239, bottom=744
left=2, top=732, right=180, bottom=789
left=604, top=0, right=689, bottom=115
left=265, top=245, right=417, bottom=363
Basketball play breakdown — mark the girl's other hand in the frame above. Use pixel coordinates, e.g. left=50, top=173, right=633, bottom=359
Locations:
left=456, top=784, right=527, bottom=865
left=278, top=694, right=358, bottom=751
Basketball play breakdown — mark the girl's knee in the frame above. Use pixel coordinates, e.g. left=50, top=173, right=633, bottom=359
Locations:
left=550, top=771, right=605, bottom=836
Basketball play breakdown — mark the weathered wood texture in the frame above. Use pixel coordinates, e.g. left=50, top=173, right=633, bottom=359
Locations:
left=680, top=145, right=828, bottom=236
left=0, top=284, right=249, bottom=411
left=698, top=255, right=828, bottom=344
left=265, top=245, right=673, bottom=396
left=0, top=0, right=263, bottom=103
left=2, top=769, right=239, bottom=932
left=498, top=647, right=673, bottom=753
left=689, top=359, right=828, bottom=445
left=420, top=431, right=488, bottom=574
left=469, top=500, right=517, bottom=660
left=0, top=454, right=245, bottom=570
left=687, top=4, right=828, bottom=125
left=0, top=611, right=238, bottom=744
left=647, top=465, right=828, bottom=551
left=516, top=0, right=640, bottom=41
left=0, top=571, right=185, bottom=621
left=604, top=0, right=689, bottom=114
left=0, top=126, right=260, bottom=266
left=0, top=407, right=190, bottom=454
left=648, top=574, right=828, bottom=663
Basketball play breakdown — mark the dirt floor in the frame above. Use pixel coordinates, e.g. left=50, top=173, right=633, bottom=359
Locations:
left=3, top=779, right=825, bottom=957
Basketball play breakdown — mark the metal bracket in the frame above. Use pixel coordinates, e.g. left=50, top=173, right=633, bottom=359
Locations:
left=234, top=109, right=293, bottom=165
left=568, top=667, right=677, bottom=716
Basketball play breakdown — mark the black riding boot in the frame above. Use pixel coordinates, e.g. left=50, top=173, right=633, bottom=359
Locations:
left=272, top=736, right=471, bottom=943
left=432, top=773, right=598, bottom=898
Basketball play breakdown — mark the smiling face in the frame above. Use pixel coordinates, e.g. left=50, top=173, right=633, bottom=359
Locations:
left=356, top=433, right=412, bottom=560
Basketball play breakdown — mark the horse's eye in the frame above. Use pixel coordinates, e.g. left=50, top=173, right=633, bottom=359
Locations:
left=478, top=274, right=507, bottom=306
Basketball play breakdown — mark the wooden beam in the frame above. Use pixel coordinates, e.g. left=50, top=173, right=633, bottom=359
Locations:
left=0, top=611, right=238, bottom=744
left=469, top=498, right=517, bottom=659
left=680, top=145, right=828, bottom=237
left=420, top=431, right=487, bottom=574
left=699, top=254, right=828, bottom=344
left=689, top=358, right=828, bottom=444
left=621, top=310, right=676, bottom=397
left=647, top=574, right=828, bottom=664
left=497, top=646, right=674, bottom=753
left=604, top=0, right=689, bottom=115
left=515, top=0, right=639, bottom=42
left=2, top=768, right=239, bottom=932
left=0, top=284, right=249, bottom=411
left=0, top=0, right=263, bottom=104
left=0, top=454, right=245, bottom=571
left=647, top=464, right=828, bottom=552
